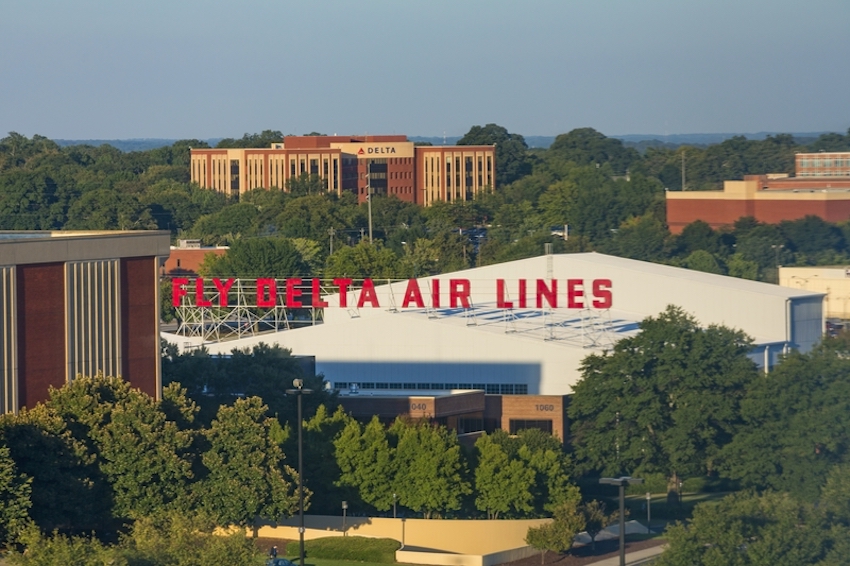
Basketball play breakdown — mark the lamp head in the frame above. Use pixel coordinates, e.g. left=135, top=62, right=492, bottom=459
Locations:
left=293, top=378, right=304, bottom=389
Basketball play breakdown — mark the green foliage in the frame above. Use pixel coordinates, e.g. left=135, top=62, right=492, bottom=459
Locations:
left=334, top=417, right=396, bottom=511
left=8, top=524, right=126, bottom=566
left=457, top=123, right=532, bottom=186
left=47, top=374, right=197, bottom=520
left=0, top=405, right=113, bottom=533
left=389, top=419, right=472, bottom=518
left=525, top=499, right=585, bottom=557
left=0, top=445, right=31, bottom=545
left=124, top=512, right=263, bottom=566
left=198, top=397, right=299, bottom=526
left=204, top=236, right=310, bottom=277
left=549, top=128, right=641, bottom=176
left=719, top=337, right=850, bottom=500
left=285, top=536, right=401, bottom=563
left=474, top=433, right=535, bottom=519
left=325, top=241, right=400, bottom=278
left=569, top=306, right=759, bottom=480
left=656, top=491, right=842, bottom=566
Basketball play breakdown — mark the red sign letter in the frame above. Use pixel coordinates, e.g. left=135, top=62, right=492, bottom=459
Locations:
left=195, top=278, right=212, bottom=307
left=431, top=279, right=441, bottom=308
left=496, top=279, right=513, bottom=309
left=213, top=278, right=234, bottom=307
left=592, top=279, right=613, bottom=308
left=333, top=278, right=352, bottom=307
left=536, top=279, right=558, bottom=309
left=518, top=279, right=527, bottom=308
left=312, top=278, right=329, bottom=308
left=257, top=278, right=277, bottom=308
left=450, top=279, right=471, bottom=308
left=286, top=278, right=303, bottom=308
left=357, top=278, right=380, bottom=308
left=402, top=279, right=425, bottom=308
left=172, top=278, right=188, bottom=307
left=567, top=279, right=584, bottom=308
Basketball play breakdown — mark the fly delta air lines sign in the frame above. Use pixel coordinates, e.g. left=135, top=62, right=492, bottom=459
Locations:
left=172, top=277, right=613, bottom=310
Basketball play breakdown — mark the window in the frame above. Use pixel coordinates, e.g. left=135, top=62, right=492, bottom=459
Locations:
left=509, top=419, right=553, bottom=434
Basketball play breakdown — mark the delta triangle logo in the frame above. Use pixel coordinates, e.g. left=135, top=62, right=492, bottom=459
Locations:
left=357, top=148, right=365, bottom=155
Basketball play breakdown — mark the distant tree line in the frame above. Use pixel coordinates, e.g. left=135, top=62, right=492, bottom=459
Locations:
left=3, top=127, right=850, bottom=287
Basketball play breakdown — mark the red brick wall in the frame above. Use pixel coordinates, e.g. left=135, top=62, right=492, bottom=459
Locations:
left=121, top=257, right=158, bottom=398
left=16, top=263, right=66, bottom=408
left=667, top=198, right=850, bottom=233
left=162, top=248, right=227, bottom=277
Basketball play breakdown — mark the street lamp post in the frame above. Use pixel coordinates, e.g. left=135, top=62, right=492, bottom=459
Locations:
left=393, top=493, right=397, bottom=519
left=285, top=379, right=313, bottom=566
left=342, top=501, right=348, bottom=535
left=600, top=476, right=644, bottom=566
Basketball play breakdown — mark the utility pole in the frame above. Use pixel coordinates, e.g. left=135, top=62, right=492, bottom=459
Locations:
left=366, top=162, right=373, bottom=244
left=681, top=150, right=687, bottom=191
left=328, top=227, right=335, bottom=255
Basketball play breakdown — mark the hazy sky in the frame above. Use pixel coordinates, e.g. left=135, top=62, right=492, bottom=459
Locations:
left=2, top=0, right=848, bottom=140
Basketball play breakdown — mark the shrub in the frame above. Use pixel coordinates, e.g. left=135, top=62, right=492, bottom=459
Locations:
left=285, top=536, right=401, bottom=563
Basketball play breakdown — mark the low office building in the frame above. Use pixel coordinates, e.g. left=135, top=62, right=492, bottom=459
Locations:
left=667, top=152, right=850, bottom=233
left=0, top=231, right=171, bottom=413
left=189, top=135, right=496, bottom=205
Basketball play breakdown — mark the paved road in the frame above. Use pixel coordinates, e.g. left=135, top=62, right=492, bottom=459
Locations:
left=584, top=544, right=666, bottom=566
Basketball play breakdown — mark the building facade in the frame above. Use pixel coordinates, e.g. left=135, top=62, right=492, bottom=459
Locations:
left=0, top=231, right=171, bottom=414
left=189, top=135, right=495, bottom=205
left=666, top=174, right=850, bottom=233
left=796, top=152, right=850, bottom=178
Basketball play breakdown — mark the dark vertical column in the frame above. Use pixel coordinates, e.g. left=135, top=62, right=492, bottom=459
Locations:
left=16, top=263, right=66, bottom=409
left=121, top=257, right=158, bottom=398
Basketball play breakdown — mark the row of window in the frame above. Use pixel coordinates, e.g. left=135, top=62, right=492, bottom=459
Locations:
left=799, top=158, right=850, bottom=168
left=797, top=171, right=850, bottom=177
left=333, top=382, right=528, bottom=395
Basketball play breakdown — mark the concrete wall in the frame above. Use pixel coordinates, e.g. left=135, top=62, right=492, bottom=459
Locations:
left=257, top=515, right=550, bottom=556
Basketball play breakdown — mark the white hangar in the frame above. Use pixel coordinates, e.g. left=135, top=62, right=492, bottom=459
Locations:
left=165, top=252, right=824, bottom=396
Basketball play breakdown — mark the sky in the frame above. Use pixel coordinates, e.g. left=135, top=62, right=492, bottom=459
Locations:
left=1, top=0, right=848, bottom=140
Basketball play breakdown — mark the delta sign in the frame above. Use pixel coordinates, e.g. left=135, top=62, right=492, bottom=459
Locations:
left=172, top=277, right=613, bottom=310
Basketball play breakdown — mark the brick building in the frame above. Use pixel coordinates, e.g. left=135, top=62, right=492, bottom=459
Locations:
left=666, top=152, right=850, bottom=233
left=189, top=135, right=495, bottom=205
left=0, top=231, right=171, bottom=413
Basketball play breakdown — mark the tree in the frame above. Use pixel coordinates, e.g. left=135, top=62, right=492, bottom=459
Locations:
left=334, top=416, right=396, bottom=511
left=578, top=500, right=616, bottom=553
left=293, top=405, right=354, bottom=515
left=198, top=397, right=299, bottom=527
left=548, top=128, right=640, bottom=176
left=474, top=433, right=535, bottom=519
left=719, top=337, right=850, bottom=501
left=457, top=124, right=532, bottom=186
left=0, top=445, right=31, bottom=545
left=603, top=215, right=668, bottom=262
left=216, top=130, right=284, bottom=149
left=324, top=241, right=400, bottom=278
left=47, top=375, right=198, bottom=519
left=203, top=236, right=310, bottom=277
left=681, top=250, right=724, bottom=275
left=390, top=420, right=471, bottom=518
left=656, top=491, right=839, bottom=566
left=525, top=499, right=585, bottom=563
left=569, top=306, right=758, bottom=486
left=0, top=404, right=113, bottom=533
